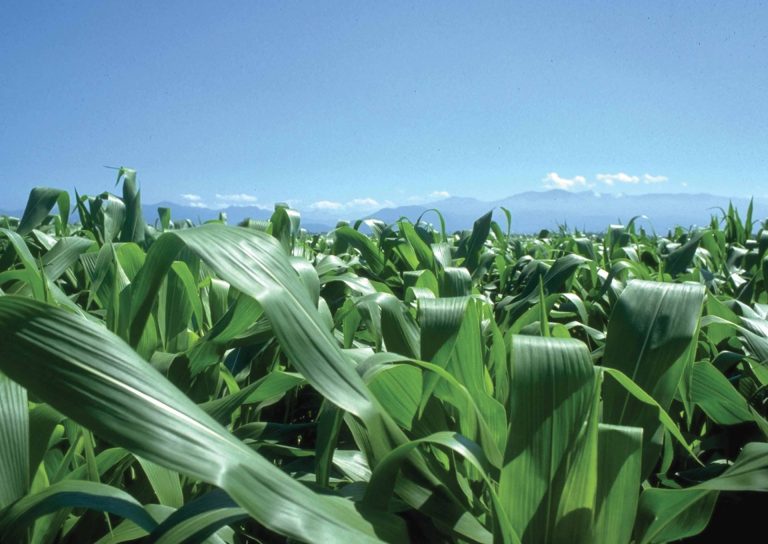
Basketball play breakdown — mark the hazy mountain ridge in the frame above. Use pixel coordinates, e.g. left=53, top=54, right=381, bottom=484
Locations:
left=367, top=191, right=768, bottom=233
left=2, top=190, right=766, bottom=234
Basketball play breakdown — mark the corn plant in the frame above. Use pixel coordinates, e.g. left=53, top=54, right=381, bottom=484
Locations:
left=1, top=169, right=768, bottom=543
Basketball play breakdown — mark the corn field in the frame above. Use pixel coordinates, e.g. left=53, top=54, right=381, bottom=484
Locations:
left=1, top=168, right=768, bottom=543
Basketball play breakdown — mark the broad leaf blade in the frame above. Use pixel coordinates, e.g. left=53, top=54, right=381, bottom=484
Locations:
left=499, top=335, right=598, bottom=543
left=601, top=280, right=705, bottom=477
left=594, top=424, right=643, bottom=544
left=0, top=296, right=406, bottom=543
left=0, top=372, right=28, bottom=509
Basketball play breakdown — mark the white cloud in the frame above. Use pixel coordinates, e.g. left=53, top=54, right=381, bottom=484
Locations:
left=310, top=200, right=344, bottom=210
left=596, top=172, right=640, bottom=185
left=542, top=172, right=588, bottom=190
left=595, top=172, right=669, bottom=186
left=681, top=181, right=689, bottom=187
left=643, top=174, right=668, bottom=184
left=309, top=197, right=392, bottom=212
left=180, top=194, right=208, bottom=208
left=215, top=193, right=259, bottom=204
left=407, top=191, right=451, bottom=203
left=347, top=197, right=380, bottom=208
left=212, top=193, right=269, bottom=209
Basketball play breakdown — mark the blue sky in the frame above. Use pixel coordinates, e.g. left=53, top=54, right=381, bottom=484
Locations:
left=2, top=1, right=767, bottom=212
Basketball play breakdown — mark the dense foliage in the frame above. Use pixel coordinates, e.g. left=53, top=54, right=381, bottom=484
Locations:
left=1, top=169, right=768, bottom=543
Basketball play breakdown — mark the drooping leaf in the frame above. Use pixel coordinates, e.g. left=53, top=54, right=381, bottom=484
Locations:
left=593, top=424, right=643, bottom=544
left=634, top=443, right=768, bottom=543
left=16, top=187, right=70, bottom=237
left=499, top=335, right=599, bottom=543
left=0, top=480, right=157, bottom=541
left=0, top=296, right=407, bottom=543
left=0, top=372, right=28, bottom=509
left=601, top=280, right=705, bottom=477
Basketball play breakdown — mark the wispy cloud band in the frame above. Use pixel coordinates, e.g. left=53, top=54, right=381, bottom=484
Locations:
left=544, top=171, right=671, bottom=190
left=542, top=172, right=588, bottom=189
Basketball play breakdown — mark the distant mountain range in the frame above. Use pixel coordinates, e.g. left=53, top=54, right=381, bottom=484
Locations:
left=2, top=190, right=766, bottom=234
left=365, top=191, right=768, bottom=234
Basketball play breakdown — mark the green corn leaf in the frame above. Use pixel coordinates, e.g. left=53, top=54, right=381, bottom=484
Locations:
left=634, top=442, right=768, bottom=543
left=499, top=335, right=599, bottom=544
left=691, top=360, right=755, bottom=425
left=0, top=480, right=157, bottom=540
left=136, top=456, right=184, bottom=508
left=0, top=372, right=28, bottom=509
left=593, top=424, right=643, bottom=544
left=16, top=187, right=70, bottom=237
left=0, top=296, right=407, bottom=543
left=364, top=431, right=519, bottom=544
left=117, top=167, right=145, bottom=244
left=149, top=490, right=245, bottom=544
left=601, top=280, right=705, bottom=478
